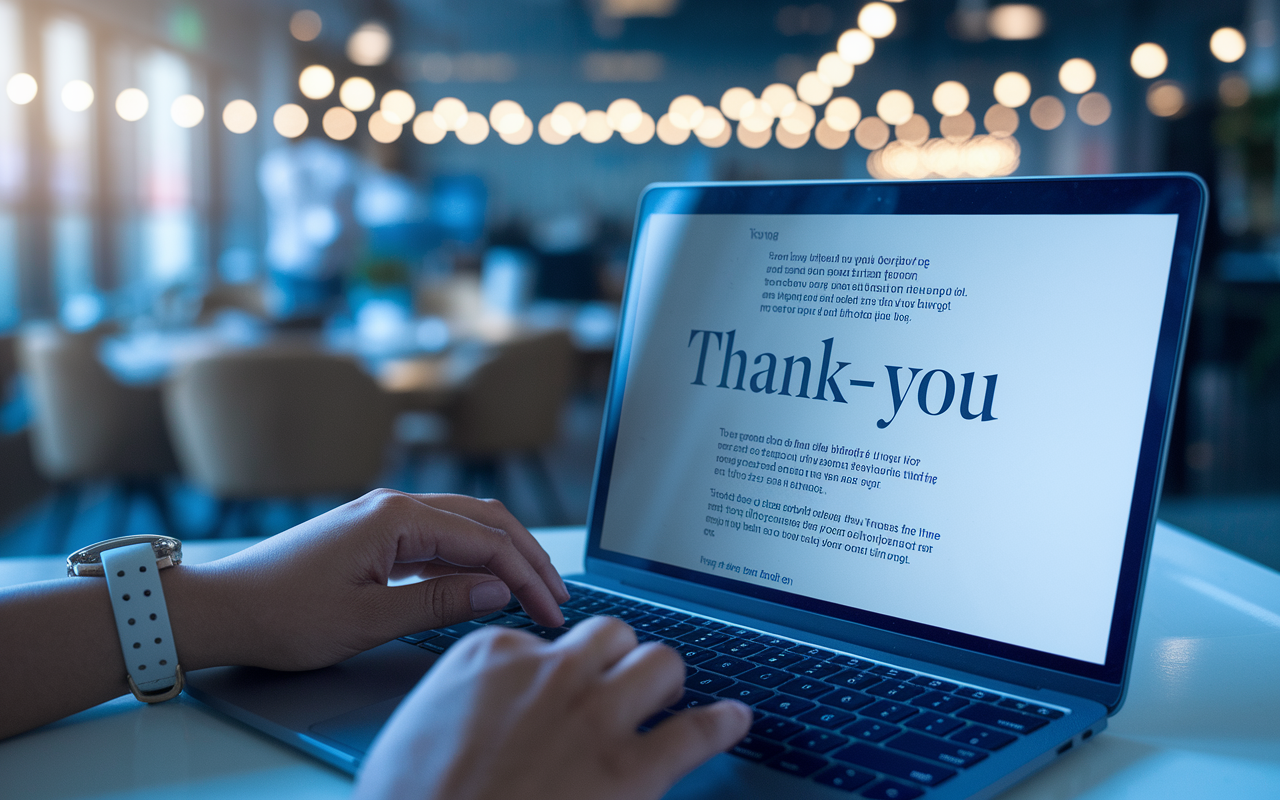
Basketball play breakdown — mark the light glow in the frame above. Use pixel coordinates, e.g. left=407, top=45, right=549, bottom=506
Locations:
left=274, top=103, right=309, bottom=138
left=993, top=72, right=1031, bottom=108
left=932, top=81, right=969, bottom=117
left=368, top=110, right=402, bottom=143
left=413, top=112, right=446, bottom=144
left=115, top=88, right=148, bottom=121
left=456, top=111, right=490, bottom=144
left=347, top=22, right=392, bottom=67
left=1059, top=58, right=1096, bottom=94
left=720, top=87, right=755, bottom=120
left=62, top=80, right=94, bottom=112
left=171, top=94, right=204, bottom=128
left=323, top=106, right=357, bottom=140
left=824, top=97, right=862, bottom=132
left=817, top=53, right=853, bottom=87
left=299, top=65, right=335, bottom=100
left=797, top=72, right=833, bottom=106
left=489, top=100, right=526, bottom=135
left=858, top=3, right=897, bottom=38
left=1130, top=43, right=1168, bottom=79
left=223, top=99, right=257, bottom=133
left=581, top=110, right=613, bottom=143
left=339, top=77, right=375, bottom=112
left=837, top=28, right=875, bottom=64
left=607, top=98, right=643, bottom=133
left=1210, top=27, right=1246, bottom=63
left=433, top=97, right=469, bottom=130
left=6, top=73, right=37, bottom=105
left=876, top=90, right=914, bottom=125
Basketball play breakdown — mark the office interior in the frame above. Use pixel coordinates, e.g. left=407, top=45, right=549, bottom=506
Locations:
left=0, top=0, right=1276, bottom=576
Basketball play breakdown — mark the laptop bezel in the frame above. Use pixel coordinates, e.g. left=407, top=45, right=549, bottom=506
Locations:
left=582, top=174, right=1207, bottom=711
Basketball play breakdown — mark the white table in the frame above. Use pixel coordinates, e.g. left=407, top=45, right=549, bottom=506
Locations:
left=2, top=524, right=1278, bottom=799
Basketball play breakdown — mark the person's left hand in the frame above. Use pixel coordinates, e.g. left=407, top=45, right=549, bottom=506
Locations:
left=174, top=489, right=570, bottom=672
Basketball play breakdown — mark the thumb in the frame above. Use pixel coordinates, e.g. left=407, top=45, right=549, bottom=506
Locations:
left=636, top=701, right=753, bottom=790
left=386, top=575, right=512, bottom=638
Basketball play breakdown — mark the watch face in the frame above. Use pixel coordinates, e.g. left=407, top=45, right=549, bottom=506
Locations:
left=67, top=535, right=183, bottom=577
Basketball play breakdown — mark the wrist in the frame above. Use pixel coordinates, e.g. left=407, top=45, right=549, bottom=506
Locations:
left=161, top=564, right=247, bottom=671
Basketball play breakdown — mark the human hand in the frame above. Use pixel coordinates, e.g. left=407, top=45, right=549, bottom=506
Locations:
left=353, top=616, right=752, bottom=800
left=174, top=489, right=570, bottom=672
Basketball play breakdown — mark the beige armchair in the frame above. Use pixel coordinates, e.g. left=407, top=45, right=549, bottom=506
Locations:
left=17, top=323, right=178, bottom=543
left=163, top=348, right=394, bottom=536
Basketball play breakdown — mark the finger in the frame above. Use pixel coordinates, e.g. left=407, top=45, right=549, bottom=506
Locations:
left=408, top=494, right=570, bottom=604
left=552, top=615, right=637, bottom=677
left=597, top=642, right=686, bottom=725
left=375, top=492, right=564, bottom=627
left=382, top=575, right=513, bottom=639
left=635, top=701, right=752, bottom=790
left=388, top=562, right=490, bottom=582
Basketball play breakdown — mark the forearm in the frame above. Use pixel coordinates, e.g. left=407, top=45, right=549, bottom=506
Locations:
left=0, top=566, right=232, bottom=740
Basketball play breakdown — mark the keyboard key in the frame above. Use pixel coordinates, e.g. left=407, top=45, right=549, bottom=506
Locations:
left=685, top=672, right=734, bottom=694
left=861, top=779, right=924, bottom=799
left=436, top=621, right=486, bottom=638
left=825, top=669, right=881, bottom=692
left=756, top=636, right=796, bottom=649
left=888, top=731, right=989, bottom=768
left=758, top=694, right=817, bottom=718
left=751, top=716, right=806, bottom=742
left=750, top=649, right=804, bottom=669
left=701, top=656, right=752, bottom=676
left=790, top=645, right=837, bottom=660
left=717, top=683, right=775, bottom=705
left=798, top=706, right=857, bottom=730
left=955, top=687, right=1002, bottom=703
left=864, top=701, right=918, bottom=723
left=737, top=667, right=794, bottom=688
left=841, top=718, right=900, bottom=742
left=778, top=677, right=837, bottom=699
left=957, top=702, right=1048, bottom=734
left=400, top=630, right=440, bottom=643
left=485, top=616, right=533, bottom=629
left=525, top=626, right=569, bottom=640
left=675, top=645, right=717, bottom=666
left=418, top=634, right=459, bottom=653
left=909, top=676, right=958, bottom=693
left=700, top=620, right=728, bottom=631
left=813, top=765, right=876, bottom=792
left=904, top=713, right=965, bottom=737
left=763, top=750, right=827, bottom=777
left=911, top=691, right=969, bottom=714
left=723, top=626, right=759, bottom=639
left=830, top=742, right=957, bottom=786
left=867, top=682, right=925, bottom=702
left=816, top=688, right=874, bottom=712
left=871, top=666, right=916, bottom=681
left=999, top=699, right=1065, bottom=719
left=656, top=623, right=698, bottom=638
left=668, top=690, right=714, bottom=711
left=680, top=630, right=731, bottom=648
left=950, top=724, right=1017, bottom=751
left=632, top=615, right=672, bottom=633
left=828, top=655, right=875, bottom=670
left=728, top=735, right=784, bottom=763
left=715, top=639, right=769, bottom=658
left=790, top=659, right=842, bottom=679
left=789, top=729, right=848, bottom=754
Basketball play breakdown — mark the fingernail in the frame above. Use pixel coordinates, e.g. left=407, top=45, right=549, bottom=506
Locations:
left=471, top=580, right=510, bottom=613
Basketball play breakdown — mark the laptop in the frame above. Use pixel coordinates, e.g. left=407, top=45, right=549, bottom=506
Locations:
left=186, top=174, right=1207, bottom=799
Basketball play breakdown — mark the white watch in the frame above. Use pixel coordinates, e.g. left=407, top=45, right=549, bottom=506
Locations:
left=67, top=535, right=185, bottom=703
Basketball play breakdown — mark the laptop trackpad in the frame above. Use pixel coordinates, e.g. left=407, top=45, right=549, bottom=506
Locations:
left=309, top=695, right=405, bottom=755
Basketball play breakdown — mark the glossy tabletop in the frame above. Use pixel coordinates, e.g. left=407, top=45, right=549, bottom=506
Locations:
left=1, top=523, right=1277, bottom=799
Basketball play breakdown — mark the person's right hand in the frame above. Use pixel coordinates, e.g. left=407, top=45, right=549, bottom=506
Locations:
left=353, top=616, right=752, bottom=800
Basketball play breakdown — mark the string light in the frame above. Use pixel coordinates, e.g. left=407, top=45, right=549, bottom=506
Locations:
left=606, top=98, right=643, bottom=133
left=895, top=114, right=929, bottom=146
left=858, top=3, right=897, bottom=38
left=171, top=94, right=204, bottom=128
left=1219, top=73, right=1249, bottom=107
left=668, top=95, right=705, bottom=130
left=780, top=102, right=816, bottom=135
left=456, top=111, right=490, bottom=144
left=762, top=84, right=797, bottom=118
left=413, top=111, right=447, bottom=144
left=223, top=99, right=257, bottom=133
left=299, top=65, right=335, bottom=100
left=1210, top=27, right=1246, bottom=63
left=837, top=29, right=874, bottom=64
left=323, top=106, right=357, bottom=140
left=6, top=73, right=37, bottom=105
left=815, top=119, right=851, bottom=149
left=581, top=110, right=613, bottom=143
left=694, top=107, right=727, bottom=139
left=736, top=122, right=772, bottom=149
left=854, top=116, right=890, bottom=149
left=776, top=126, right=810, bottom=149
left=499, top=115, right=533, bottom=144
left=368, top=110, right=402, bottom=143
left=274, top=103, right=309, bottom=138
left=816, top=53, right=853, bottom=87
left=824, top=97, right=862, bottom=132
left=1130, top=43, right=1168, bottom=79
left=433, top=97, right=469, bottom=130
left=741, top=100, right=775, bottom=133
left=115, top=88, right=148, bottom=121
left=339, top=77, right=375, bottom=112
left=551, top=102, right=587, bottom=136
left=380, top=90, right=416, bottom=125
left=797, top=72, right=833, bottom=106
left=939, top=111, right=975, bottom=142
left=993, top=72, right=1031, bottom=108
left=621, top=112, right=655, bottom=143
left=539, top=113, right=570, bottom=144
left=657, top=113, right=691, bottom=144
left=876, top=90, right=914, bottom=126
left=1058, top=59, right=1096, bottom=94
left=489, top=100, right=525, bottom=135
left=932, top=81, right=969, bottom=117
left=720, top=87, right=754, bottom=120
left=1077, top=91, right=1111, bottom=125
left=1029, top=96, right=1065, bottom=130
left=983, top=104, right=1019, bottom=136
left=698, top=120, right=732, bottom=148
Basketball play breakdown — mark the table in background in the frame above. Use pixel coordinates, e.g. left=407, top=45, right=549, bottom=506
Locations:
left=1, top=524, right=1277, bottom=799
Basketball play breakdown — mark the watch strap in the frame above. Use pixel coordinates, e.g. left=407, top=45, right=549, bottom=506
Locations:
left=102, top=543, right=182, bottom=698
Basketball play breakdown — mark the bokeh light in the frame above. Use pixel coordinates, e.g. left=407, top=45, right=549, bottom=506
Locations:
left=720, top=87, right=754, bottom=120
left=854, top=116, right=890, bottom=149
left=621, top=112, right=655, bottom=144
left=368, top=110, right=402, bottom=143
left=380, top=90, right=416, bottom=125
left=817, top=53, right=853, bottom=87
left=499, top=115, right=534, bottom=145
left=273, top=103, right=309, bottom=138
left=694, top=107, right=727, bottom=139
left=607, top=98, right=643, bottom=133
left=837, top=28, right=875, bottom=64
left=289, top=10, right=322, bottom=42
left=993, top=72, right=1031, bottom=108
left=489, top=100, right=525, bottom=135
left=115, top=88, right=148, bottom=121
left=1029, top=96, right=1065, bottom=130
left=825, top=97, right=862, bottom=132
left=1077, top=91, right=1111, bottom=125
left=741, top=100, right=775, bottom=133
left=876, top=90, right=914, bottom=125
left=932, top=81, right=969, bottom=117
left=815, top=119, right=851, bottom=149
left=895, top=114, right=929, bottom=145
left=1131, top=43, right=1168, bottom=79
left=171, top=94, right=204, bottom=128
left=413, top=112, right=447, bottom=144
left=62, top=80, right=94, bottom=112
left=657, top=113, right=691, bottom=144
left=940, top=110, right=975, bottom=142
left=222, top=99, right=257, bottom=134
left=323, top=106, right=357, bottom=140
left=797, top=72, right=833, bottom=106
left=698, top=120, right=732, bottom=148
left=456, top=111, right=490, bottom=144
left=1059, top=59, right=1096, bottom=94
left=1210, top=27, right=1247, bottom=63
left=668, top=95, right=705, bottom=130
left=339, top=77, right=375, bottom=112
left=737, top=122, right=772, bottom=149
left=983, top=104, right=1019, bottom=136
left=299, top=65, right=335, bottom=100
left=762, top=84, right=798, bottom=118
left=858, top=3, right=897, bottom=38
left=347, top=22, right=392, bottom=67
left=987, top=4, right=1045, bottom=40
left=581, top=110, right=613, bottom=143
left=6, top=73, right=37, bottom=105
left=1146, top=81, right=1185, bottom=117
left=780, top=102, right=816, bottom=135
left=433, top=97, right=469, bottom=130
left=552, top=101, right=588, bottom=136
left=776, top=126, right=810, bottom=149
left=1219, top=73, right=1249, bottom=107
left=539, top=114, right=570, bottom=144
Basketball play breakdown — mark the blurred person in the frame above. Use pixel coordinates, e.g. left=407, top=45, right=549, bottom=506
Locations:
left=0, top=489, right=750, bottom=799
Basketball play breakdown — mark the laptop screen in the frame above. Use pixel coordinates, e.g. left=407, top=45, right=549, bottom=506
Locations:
left=588, top=178, right=1204, bottom=683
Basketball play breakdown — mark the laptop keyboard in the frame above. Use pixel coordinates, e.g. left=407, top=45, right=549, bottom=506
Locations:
left=398, top=581, right=1066, bottom=797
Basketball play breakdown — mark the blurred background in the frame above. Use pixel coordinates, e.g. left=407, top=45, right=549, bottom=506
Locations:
left=0, top=0, right=1276, bottom=572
